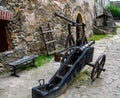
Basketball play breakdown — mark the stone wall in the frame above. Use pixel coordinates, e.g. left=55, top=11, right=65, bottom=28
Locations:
left=0, top=0, right=110, bottom=64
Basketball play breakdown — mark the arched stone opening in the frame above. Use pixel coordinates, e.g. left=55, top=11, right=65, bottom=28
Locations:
left=0, top=7, right=12, bottom=52
left=76, top=13, right=83, bottom=46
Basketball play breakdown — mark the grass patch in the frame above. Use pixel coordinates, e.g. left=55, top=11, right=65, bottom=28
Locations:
left=116, top=25, right=120, bottom=28
left=25, top=54, right=53, bottom=71
left=70, top=70, right=91, bottom=88
left=88, top=34, right=110, bottom=41
left=0, top=54, right=54, bottom=74
left=75, top=70, right=90, bottom=81
left=35, top=54, right=54, bottom=67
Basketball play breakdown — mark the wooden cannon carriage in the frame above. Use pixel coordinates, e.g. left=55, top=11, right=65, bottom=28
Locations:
left=32, top=13, right=106, bottom=98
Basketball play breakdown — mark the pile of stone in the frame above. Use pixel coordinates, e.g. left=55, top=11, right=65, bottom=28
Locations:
left=93, top=9, right=116, bottom=34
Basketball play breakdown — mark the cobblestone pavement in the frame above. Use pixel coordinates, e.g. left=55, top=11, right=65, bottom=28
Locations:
left=0, top=28, right=120, bottom=98
left=59, top=28, right=120, bottom=98
left=59, top=32, right=120, bottom=98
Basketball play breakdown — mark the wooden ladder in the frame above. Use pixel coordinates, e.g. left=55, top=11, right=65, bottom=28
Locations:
left=40, top=23, right=56, bottom=55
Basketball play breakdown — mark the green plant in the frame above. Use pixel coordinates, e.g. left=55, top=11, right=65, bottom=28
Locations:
left=35, top=54, right=54, bottom=67
left=107, top=5, right=120, bottom=18
left=116, top=25, right=120, bottom=28
left=70, top=69, right=91, bottom=88
left=88, top=34, right=109, bottom=41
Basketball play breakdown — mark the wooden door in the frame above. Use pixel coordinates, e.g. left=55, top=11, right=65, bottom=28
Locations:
left=76, top=13, right=83, bottom=46
left=0, top=22, right=8, bottom=52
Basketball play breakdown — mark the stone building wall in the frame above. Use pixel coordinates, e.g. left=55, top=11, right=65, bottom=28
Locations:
left=0, top=0, right=110, bottom=64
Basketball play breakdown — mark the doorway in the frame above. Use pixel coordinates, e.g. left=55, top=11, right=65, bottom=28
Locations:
left=76, top=13, right=87, bottom=46
left=0, top=21, right=9, bottom=52
left=76, top=13, right=83, bottom=46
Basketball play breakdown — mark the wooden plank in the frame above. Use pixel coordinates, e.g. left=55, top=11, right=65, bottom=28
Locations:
left=46, top=40, right=56, bottom=44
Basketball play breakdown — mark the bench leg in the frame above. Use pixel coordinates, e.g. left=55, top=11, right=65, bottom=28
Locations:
left=32, top=59, right=37, bottom=67
left=11, top=67, right=19, bottom=77
left=33, top=59, right=35, bottom=66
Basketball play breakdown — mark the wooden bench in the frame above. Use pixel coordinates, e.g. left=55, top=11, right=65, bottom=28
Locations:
left=8, top=55, right=38, bottom=77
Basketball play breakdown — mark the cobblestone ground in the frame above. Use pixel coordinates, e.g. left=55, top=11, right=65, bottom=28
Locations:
left=0, top=28, right=120, bottom=98
left=58, top=28, right=120, bottom=98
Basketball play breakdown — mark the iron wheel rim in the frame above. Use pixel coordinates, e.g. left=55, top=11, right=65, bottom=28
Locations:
left=91, top=54, right=106, bottom=81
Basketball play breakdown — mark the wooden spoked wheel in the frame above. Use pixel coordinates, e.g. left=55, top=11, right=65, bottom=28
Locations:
left=91, top=54, right=106, bottom=81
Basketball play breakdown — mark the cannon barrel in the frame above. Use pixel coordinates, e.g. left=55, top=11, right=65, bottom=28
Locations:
left=76, top=40, right=95, bottom=51
left=55, top=12, right=85, bottom=26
